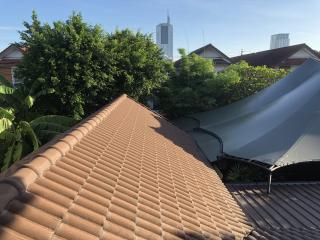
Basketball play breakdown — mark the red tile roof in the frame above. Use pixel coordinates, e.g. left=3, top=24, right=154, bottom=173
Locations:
left=228, top=182, right=320, bottom=239
left=0, top=94, right=251, bottom=240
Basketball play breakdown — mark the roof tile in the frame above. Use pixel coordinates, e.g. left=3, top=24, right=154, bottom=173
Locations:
left=0, top=94, right=251, bottom=239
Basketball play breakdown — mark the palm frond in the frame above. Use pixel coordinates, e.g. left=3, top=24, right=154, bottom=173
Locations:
left=33, top=88, right=55, bottom=99
left=19, top=121, right=40, bottom=150
left=0, top=75, right=13, bottom=87
left=32, top=122, right=70, bottom=132
left=30, top=115, right=77, bottom=127
left=0, top=107, right=15, bottom=121
left=0, top=118, right=13, bottom=135
left=0, top=85, right=14, bottom=95
left=36, top=129, right=61, bottom=142
left=1, top=145, right=14, bottom=171
left=12, top=141, right=23, bottom=163
left=24, top=95, right=35, bottom=109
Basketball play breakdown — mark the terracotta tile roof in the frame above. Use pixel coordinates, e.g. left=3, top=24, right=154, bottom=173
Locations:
left=228, top=182, right=320, bottom=240
left=0, top=94, right=251, bottom=240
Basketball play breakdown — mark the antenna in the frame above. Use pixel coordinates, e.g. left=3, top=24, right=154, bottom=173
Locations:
left=167, top=10, right=170, bottom=24
left=202, top=29, right=206, bottom=57
left=241, top=49, right=244, bottom=56
left=202, top=29, right=205, bottom=46
left=184, top=30, right=190, bottom=53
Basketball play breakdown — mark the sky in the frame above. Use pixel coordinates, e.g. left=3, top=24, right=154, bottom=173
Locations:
left=0, top=0, right=319, bottom=59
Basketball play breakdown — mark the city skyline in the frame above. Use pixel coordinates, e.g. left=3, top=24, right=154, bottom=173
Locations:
left=0, top=0, right=319, bottom=60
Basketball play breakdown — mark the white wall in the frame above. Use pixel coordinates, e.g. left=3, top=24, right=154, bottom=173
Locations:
left=198, top=48, right=221, bottom=58
left=215, top=64, right=229, bottom=72
left=289, top=48, right=319, bottom=59
left=5, top=49, right=23, bottom=59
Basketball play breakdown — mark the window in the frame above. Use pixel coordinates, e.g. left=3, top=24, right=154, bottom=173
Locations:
left=11, top=67, right=22, bottom=87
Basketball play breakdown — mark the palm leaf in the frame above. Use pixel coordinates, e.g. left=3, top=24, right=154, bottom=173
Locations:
left=0, top=74, right=12, bottom=87
left=12, top=141, right=23, bottom=163
left=32, top=122, right=70, bottom=132
left=0, top=131, right=15, bottom=143
left=24, top=95, right=35, bottom=108
left=30, top=115, right=77, bottom=127
left=36, top=129, right=61, bottom=142
left=0, top=107, right=14, bottom=121
left=19, top=121, right=40, bottom=150
left=1, top=144, right=14, bottom=171
left=0, top=118, right=13, bottom=135
left=0, top=85, right=14, bottom=95
left=33, top=88, right=55, bottom=99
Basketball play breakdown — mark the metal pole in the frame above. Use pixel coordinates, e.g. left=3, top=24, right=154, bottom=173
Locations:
left=267, top=172, right=272, bottom=194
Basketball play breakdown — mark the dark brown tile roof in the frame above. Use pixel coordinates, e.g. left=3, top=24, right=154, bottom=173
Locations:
left=228, top=182, right=320, bottom=240
left=0, top=44, right=26, bottom=60
left=0, top=94, right=252, bottom=240
left=231, top=44, right=320, bottom=68
left=0, top=59, right=21, bottom=66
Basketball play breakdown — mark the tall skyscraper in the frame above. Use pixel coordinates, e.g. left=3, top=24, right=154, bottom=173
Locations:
left=156, top=15, right=173, bottom=60
left=270, top=33, right=290, bottom=49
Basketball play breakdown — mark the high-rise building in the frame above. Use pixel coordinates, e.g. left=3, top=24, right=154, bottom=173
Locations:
left=156, top=15, right=173, bottom=60
left=270, top=33, right=290, bottom=49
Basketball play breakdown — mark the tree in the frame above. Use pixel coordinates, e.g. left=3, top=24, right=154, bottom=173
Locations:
left=158, top=49, right=217, bottom=119
left=158, top=52, right=289, bottom=119
left=0, top=76, right=76, bottom=171
left=17, top=12, right=170, bottom=119
left=17, top=11, right=112, bottom=119
left=105, top=29, right=170, bottom=102
left=215, top=61, right=288, bottom=106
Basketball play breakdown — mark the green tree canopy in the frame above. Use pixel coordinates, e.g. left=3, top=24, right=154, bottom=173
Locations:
left=17, top=11, right=170, bottom=119
left=215, top=61, right=288, bottom=106
left=106, top=29, right=170, bottom=101
left=158, top=51, right=289, bottom=119
left=158, top=49, right=217, bottom=119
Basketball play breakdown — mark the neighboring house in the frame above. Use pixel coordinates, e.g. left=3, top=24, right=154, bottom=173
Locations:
left=231, top=43, right=320, bottom=70
left=175, top=43, right=232, bottom=72
left=0, top=44, right=26, bottom=85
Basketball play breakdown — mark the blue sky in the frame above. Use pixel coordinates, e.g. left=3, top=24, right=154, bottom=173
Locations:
left=0, top=0, right=319, bottom=59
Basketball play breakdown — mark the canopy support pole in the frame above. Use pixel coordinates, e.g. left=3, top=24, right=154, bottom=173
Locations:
left=267, top=172, right=272, bottom=194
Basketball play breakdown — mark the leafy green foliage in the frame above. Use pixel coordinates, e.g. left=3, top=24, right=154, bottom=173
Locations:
left=105, top=29, right=170, bottom=102
left=224, top=162, right=266, bottom=183
left=17, top=11, right=169, bottom=119
left=158, top=49, right=217, bottom=118
left=214, top=61, right=288, bottom=106
left=0, top=80, right=77, bottom=171
left=158, top=51, right=289, bottom=119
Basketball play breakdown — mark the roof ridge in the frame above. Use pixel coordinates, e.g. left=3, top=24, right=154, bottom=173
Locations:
left=231, top=43, right=307, bottom=59
left=0, top=94, right=128, bottom=212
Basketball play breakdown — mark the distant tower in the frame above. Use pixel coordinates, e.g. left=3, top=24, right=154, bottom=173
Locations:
left=156, top=14, right=173, bottom=60
left=270, top=33, right=290, bottom=49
